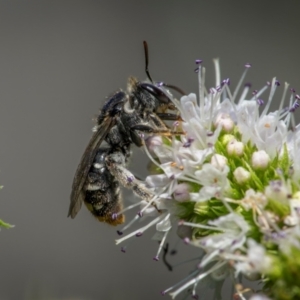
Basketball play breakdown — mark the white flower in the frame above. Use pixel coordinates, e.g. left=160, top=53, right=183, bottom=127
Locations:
left=233, top=167, right=250, bottom=184
left=284, top=199, right=300, bottom=226
left=210, top=154, right=228, bottom=171
left=234, top=239, right=272, bottom=276
left=145, top=135, right=162, bottom=154
left=214, top=112, right=234, bottom=132
left=113, top=58, right=300, bottom=299
left=254, top=114, right=288, bottom=158
left=251, top=150, right=270, bottom=170
left=241, top=189, right=268, bottom=211
left=227, top=139, right=244, bottom=156
left=195, top=164, right=229, bottom=189
left=264, top=179, right=291, bottom=204
left=173, top=183, right=191, bottom=202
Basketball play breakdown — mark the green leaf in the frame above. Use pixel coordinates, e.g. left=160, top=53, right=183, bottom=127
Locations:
left=0, top=219, right=14, bottom=229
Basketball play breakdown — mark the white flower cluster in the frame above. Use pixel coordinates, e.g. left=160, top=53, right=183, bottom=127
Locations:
left=116, top=60, right=300, bottom=299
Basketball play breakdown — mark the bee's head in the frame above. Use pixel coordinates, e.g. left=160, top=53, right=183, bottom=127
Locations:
left=127, top=76, right=176, bottom=113
left=139, top=81, right=177, bottom=113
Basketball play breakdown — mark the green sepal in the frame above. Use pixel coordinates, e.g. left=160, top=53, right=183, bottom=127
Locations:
left=264, top=246, right=300, bottom=300
left=265, top=198, right=290, bottom=218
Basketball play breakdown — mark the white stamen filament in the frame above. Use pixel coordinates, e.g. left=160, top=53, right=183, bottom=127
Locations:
left=116, top=213, right=167, bottom=245
left=181, top=221, right=237, bottom=234
left=249, top=84, right=269, bottom=101
left=116, top=201, right=143, bottom=215
left=155, top=227, right=170, bottom=258
left=213, top=58, right=221, bottom=87
left=275, top=82, right=289, bottom=127
left=143, top=142, right=163, bottom=170
left=232, top=67, right=250, bottom=103
left=238, top=85, right=250, bottom=105
left=169, top=261, right=227, bottom=299
left=261, top=78, right=277, bottom=118
left=224, top=84, right=233, bottom=102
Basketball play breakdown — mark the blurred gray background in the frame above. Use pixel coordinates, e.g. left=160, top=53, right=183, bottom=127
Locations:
left=0, top=1, right=299, bottom=299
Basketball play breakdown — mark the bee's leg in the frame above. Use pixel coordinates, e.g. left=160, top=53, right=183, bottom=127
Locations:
left=156, top=113, right=183, bottom=122
left=148, top=112, right=169, bottom=128
left=105, top=151, right=155, bottom=203
left=131, top=124, right=185, bottom=136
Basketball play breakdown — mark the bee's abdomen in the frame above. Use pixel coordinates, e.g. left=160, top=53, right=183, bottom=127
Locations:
left=84, top=148, right=125, bottom=225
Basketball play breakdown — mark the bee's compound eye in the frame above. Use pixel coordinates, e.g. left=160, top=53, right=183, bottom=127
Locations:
left=140, top=83, right=170, bottom=103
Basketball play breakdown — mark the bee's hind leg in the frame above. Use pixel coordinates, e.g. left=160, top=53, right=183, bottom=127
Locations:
left=105, top=151, right=155, bottom=203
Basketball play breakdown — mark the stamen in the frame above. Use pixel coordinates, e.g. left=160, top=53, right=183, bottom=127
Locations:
left=213, top=58, right=221, bottom=87
left=197, top=63, right=204, bottom=115
left=143, top=141, right=162, bottom=170
left=171, top=255, right=204, bottom=270
left=176, top=175, right=204, bottom=186
left=283, top=93, right=294, bottom=125
left=224, top=83, right=233, bottom=102
left=118, top=214, right=141, bottom=234
left=154, top=229, right=170, bottom=261
left=261, top=78, right=278, bottom=118
left=183, top=137, right=194, bottom=148
left=249, top=83, right=269, bottom=102
left=238, top=83, right=251, bottom=105
left=289, top=101, right=299, bottom=113
left=220, top=197, right=234, bottom=213
left=232, top=64, right=251, bottom=103
left=114, top=201, right=142, bottom=217
left=169, top=261, right=227, bottom=299
left=198, top=249, right=219, bottom=268
left=139, top=197, right=159, bottom=213
left=290, top=104, right=296, bottom=130
left=161, top=269, right=200, bottom=296
left=185, top=118, right=206, bottom=148
left=200, top=67, right=206, bottom=117
left=115, top=213, right=167, bottom=245
left=179, top=221, right=228, bottom=233
left=256, top=98, right=264, bottom=106
left=275, top=82, right=289, bottom=126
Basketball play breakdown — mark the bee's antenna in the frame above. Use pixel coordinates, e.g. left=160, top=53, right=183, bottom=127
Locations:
left=161, top=83, right=186, bottom=96
left=143, top=41, right=153, bottom=83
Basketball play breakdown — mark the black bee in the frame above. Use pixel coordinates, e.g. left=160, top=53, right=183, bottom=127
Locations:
left=68, top=42, right=183, bottom=225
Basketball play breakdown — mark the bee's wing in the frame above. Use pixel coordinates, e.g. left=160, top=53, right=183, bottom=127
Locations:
left=68, top=117, right=114, bottom=218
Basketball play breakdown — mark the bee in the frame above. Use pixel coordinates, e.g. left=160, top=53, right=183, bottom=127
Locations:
left=68, top=42, right=183, bottom=225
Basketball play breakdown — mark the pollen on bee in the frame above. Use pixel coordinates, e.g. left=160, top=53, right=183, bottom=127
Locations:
left=86, top=184, right=101, bottom=191
left=97, top=214, right=125, bottom=226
